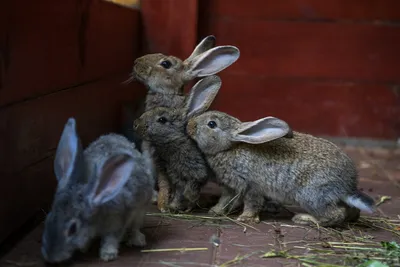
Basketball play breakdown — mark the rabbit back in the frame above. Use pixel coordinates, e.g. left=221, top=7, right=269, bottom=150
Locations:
left=206, top=132, right=361, bottom=209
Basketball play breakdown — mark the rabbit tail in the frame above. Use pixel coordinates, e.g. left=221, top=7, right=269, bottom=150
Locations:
left=344, top=191, right=375, bottom=214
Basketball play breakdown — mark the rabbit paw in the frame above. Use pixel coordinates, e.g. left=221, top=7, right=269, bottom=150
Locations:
left=100, top=246, right=118, bottom=262
left=125, top=231, right=146, bottom=247
left=209, top=206, right=225, bottom=216
left=237, top=214, right=260, bottom=224
left=292, top=214, right=319, bottom=226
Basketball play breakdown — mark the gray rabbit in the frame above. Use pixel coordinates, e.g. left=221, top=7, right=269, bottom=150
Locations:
left=185, top=92, right=375, bottom=226
left=41, top=118, right=154, bottom=263
left=133, top=76, right=222, bottom=212
left=129, top=35, right=240, bottom=212
left=134, top=76, right=285, bottom=215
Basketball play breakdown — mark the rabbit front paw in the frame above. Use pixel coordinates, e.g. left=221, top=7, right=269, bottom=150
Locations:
left=100, top=236, right=120, bottom=261
left=292, top=213, right=319, bottom=226
left=100, top=246, right=118, bottom=262
left=209, top=205, right=225, bottom=216
left=237, top=214, right=261, bottom=224
left=125, top=231, right=146, bottom=247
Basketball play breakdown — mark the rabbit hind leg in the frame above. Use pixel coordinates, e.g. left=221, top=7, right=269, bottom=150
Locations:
left=292, top=204, right=347, bottom=227
left=237, top=190, right=264, bottom=224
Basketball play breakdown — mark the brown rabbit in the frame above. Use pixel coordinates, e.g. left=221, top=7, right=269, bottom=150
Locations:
left=128, top=36, right=240, bottom=212
left=185, top=94, right=375, bottom=226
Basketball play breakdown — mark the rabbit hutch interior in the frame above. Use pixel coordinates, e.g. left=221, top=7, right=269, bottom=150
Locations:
left=1, top=0, right=400, bottom=266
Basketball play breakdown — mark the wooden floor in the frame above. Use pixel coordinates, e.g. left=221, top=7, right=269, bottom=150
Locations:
left=1, top=145, right=400, bottom=267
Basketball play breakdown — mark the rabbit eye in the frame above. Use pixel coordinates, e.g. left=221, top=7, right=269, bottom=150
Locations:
left=207, top=121, right=217, bottom=129
left=160, top=60, right=172, bottom=69
left=67, top=221, right=77, bottom=237
left=157, top=117, right=167, bottom=124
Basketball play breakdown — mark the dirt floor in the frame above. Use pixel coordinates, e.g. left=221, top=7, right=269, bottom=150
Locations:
left=1, top=145, right=400, bottom=267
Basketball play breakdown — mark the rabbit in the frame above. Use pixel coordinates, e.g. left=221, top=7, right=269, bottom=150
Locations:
left=185, top=99, right=376, bottom=227
left=133, top=75, right=288, bottom=215
left=133, top=76, right=221, bottom=213
left=128, top=35, right=240, bottom=212
left=41, top=118, right=155, bottom=263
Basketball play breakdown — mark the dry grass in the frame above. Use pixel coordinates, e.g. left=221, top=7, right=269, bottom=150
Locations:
left=146, top=211, right=400, bottom=267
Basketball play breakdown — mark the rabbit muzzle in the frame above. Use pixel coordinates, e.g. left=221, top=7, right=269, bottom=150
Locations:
left=133, top=60, right=152, bottom=81
left=186, top=119, right=197, bottom=138
left=133, top=118, right=147, bottom=138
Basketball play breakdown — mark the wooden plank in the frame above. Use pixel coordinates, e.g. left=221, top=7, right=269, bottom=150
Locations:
left=201, top=20, right=400, bottom=83
left=0, top=73, right=146, bottom=243
left=213, top=74, right=400, bottom=140
left=0, top=0, right=140, bottom=107
left=0, top=0, right=80, bottom=107
left=80, top=0, right=140, bottom=80
left=200, top=0, right=400, bottom=20
left=140, top=0, right=198, bottom=58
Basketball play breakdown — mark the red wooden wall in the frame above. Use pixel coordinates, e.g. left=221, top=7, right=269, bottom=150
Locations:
left=198, top=0, right=400, bottom=140
left=1, top=0, right=400, bottom=246
left=0, top=0, right=144, bottom=243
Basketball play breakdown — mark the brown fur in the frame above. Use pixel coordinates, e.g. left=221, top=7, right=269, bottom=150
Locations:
left=129, top=36, right=240, bottom=212
left=187, top=111, right=375, bottom=227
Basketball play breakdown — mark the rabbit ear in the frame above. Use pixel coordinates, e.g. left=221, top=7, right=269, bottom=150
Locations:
left=184, top=35, right=216, bottom=63
left=89, top=154, right=134, bottom=206
left=185, top=75, right=222, bottom=118
left=54, top=118, right=84, bottom=186
left=231, top=117, right=291, bottom=144
left=184, top=46, right=240, bottom=79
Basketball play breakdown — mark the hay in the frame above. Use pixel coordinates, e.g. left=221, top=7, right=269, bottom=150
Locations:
left=146, top=209, right=400, bottom=266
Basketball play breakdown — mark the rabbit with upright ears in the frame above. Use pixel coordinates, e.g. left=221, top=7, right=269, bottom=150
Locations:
left=129, top=35, right=240, bottom=212
left=133, top=75, right=222, bottom=213
left=186, top=99, right=375, bottom=226
left=41, top=118, right=154, bottom=263
left=130, top=35, right=240, bottom=111
left=134, top=76, right=285, bottom=214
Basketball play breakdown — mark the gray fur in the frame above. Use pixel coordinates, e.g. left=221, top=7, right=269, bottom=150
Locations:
left=187, top=111, right=376, bottom=227
left=133, top=76, right=221, bottom=212
left=41, top=118, right=154, bottom=263
left=128, top=36, right=240, bottom=212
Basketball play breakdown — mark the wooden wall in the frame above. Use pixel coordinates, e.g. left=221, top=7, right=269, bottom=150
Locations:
left=198, top=0, right=400, bottom=140
left=1, top=0, right=400, bottom=246
left=0, top=0, right=144, bottom=243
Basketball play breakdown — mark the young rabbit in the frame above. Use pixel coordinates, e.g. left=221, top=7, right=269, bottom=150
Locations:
left=133, top=76, right=221, bottom=213
left=133, top=76, right=286, bottom=214
left=186, top=102, right=375, bottom=227
left=41, top=118, right=154, bottom=263
left=129, top=36, right=240, bottom=212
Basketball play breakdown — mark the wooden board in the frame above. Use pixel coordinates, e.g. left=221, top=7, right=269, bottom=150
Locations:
left=198, top=0, right=400, bottom=139
left=0, top=73, right=146, bottom=243
left=213, top=73, right=400, bottom=140
left=0, top=0, right=140, bottom=107
left=201, top=19, right=400, bottom=83
left=200, top=0, right=400, bottom=20
left=140, top=0, right=198, bottom=58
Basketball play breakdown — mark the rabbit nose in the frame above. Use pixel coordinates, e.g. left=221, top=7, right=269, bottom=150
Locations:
left=186, top=120, right=197, bottom=137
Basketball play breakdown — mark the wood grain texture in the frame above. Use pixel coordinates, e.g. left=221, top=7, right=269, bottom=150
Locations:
left=0, top=0, right=143, bottom=244
left=0, top=0, right=140, bottom=107
left=0, top=74, right=146, bottom=243
left=201, top=19, right=400, bottom=83
left=200, top=0, right=400, bottom=20
left=213, top=74, right=400, bottom=139
left=140, top=0, right=198, bottom=58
